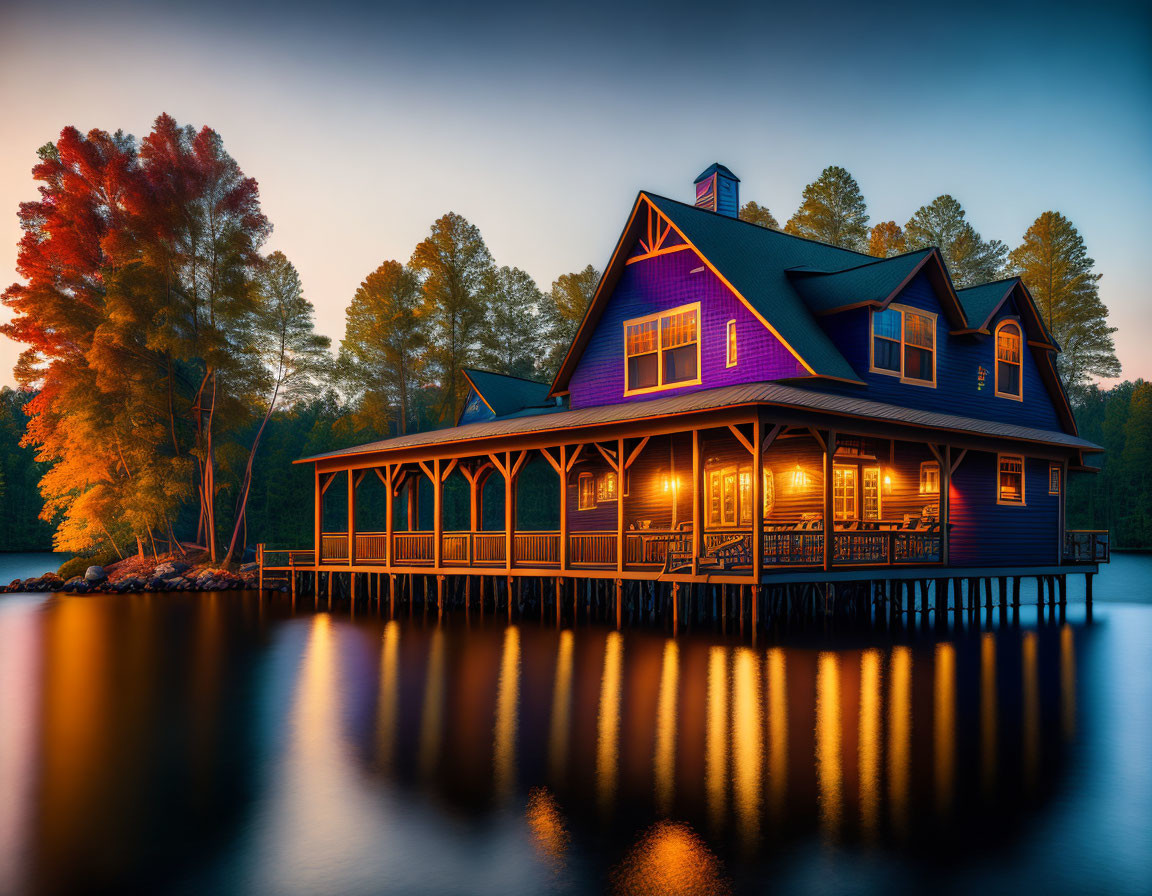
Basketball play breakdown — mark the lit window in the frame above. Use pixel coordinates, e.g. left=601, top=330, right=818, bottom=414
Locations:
left=578, top=473, right=596, bottom=510
left=871, top=304, right=936, bottom=386
left=920, top=461, right=940, bottom=494
left=1049, top=464, right=1061, bottom=495
left=833, top=465, right=857, bottom=521
left=998, top=455, right=1025, bottom=505
left=597, top=471, right=618, bottom=501
left=995, top=321, right=1022, bottom=399
left=726, top=319, right=737, bottom=367
left=862, top=466, right=881, bottom=520
left=705, top=462, right=773, bottom=527
left=624, top=303, right=700, bottom=394
left=763, top=468, right=775, bottom=516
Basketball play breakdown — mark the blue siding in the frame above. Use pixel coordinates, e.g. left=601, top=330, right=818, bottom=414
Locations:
left=459, top=389, right=495, bottom=424
left=814, top=271, right=1064, bottom=431
left=949, top=452, right=1059, bottom=566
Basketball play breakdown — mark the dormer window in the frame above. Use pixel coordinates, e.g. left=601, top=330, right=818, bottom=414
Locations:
left=870, top=304, right=936, bottom=387
left=624, top=303, right=700, bottom=395
left=995, top=321, right=1023, bottom=400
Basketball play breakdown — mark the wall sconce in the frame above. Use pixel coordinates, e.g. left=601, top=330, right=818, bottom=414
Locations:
left=791, top=464, right=807, bottom=489
left=883, top=472, right=893, bottom=495
left=662, top=475, right=681, bottom=494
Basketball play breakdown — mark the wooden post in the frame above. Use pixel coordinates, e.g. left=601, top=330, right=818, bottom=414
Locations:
left=437, top=575, right=444, bottom=614
left=347, top=468, right=356, bottom=567
left=823, top=431, right=836, bottom=572
left=616, top=578, right=622, bottom=629
left=385, top=464, right=394, bottom=571
left=257, top=544, right=264, bottom=592
left=692, top=430, right=702, bottom=576
left=672, top=581, right=679, bottom=632
left=1085, top=573, right=1093, bottom=622
left=559, top=446, right=569, bottom=573
left=407, top=476, right=417, bottom=531
left=616, top=437, right=625, bottom=575
left=433, top=458, right=443, bottom=570
left=752, top=415, right=764, bottom=588
left=314, top=468, right=323, bottom=567
left=941, top=445, right=951, bottom=567
left=505, top=450, right=514, bottom=574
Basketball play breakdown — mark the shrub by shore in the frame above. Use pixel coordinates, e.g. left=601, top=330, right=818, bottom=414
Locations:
left=1, top=551, right=268, bottom=595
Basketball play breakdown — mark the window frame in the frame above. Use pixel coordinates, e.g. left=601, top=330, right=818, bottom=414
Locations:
left=869, top=302, right=938, bottom=388
left=1048, top=463, right=1061, bottom=496
left=997, top=453, right=1027, bottom=507
left=577, top=472, right=596, bottom=510
left=726, top=319, right=737, bottom=367
left=994, top=319, right=1024, bottom=401
left=597, top=471, right=618, bottom=502
left=704, top=461, right=774, bottom=528
left=919, top=461, right=940, bottom=495
left=622, top=302, right=702, bottom=396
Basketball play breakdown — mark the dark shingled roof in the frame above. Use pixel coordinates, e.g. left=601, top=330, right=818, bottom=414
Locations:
left=647, top=194, right=869, bottom=383
left=787, top=249, right=936, bottom=314
left=298, top=380, right=1100, bottom=464
left=955, top=279, right=1018, bottom=330
left=462, top=368, right=554, bottom=418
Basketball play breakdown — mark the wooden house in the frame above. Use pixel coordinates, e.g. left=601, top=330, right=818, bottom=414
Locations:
left=266, top=164, right=1107, bottom=602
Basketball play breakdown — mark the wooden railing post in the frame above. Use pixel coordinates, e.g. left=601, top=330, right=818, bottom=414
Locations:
left=314, top=466, right=322, bottom=566
left=347, top=468, right=356, bottom=567
left=433, top=458, right=442, bottom=570
left=752, top=415, right=764, bottom=585
left=616, top=437, right=625, bottom=574
left=559, top=445, right=568, bottom=573
left=385, top=464, right=394, bottom=571
left=505, top=450, right=513, bottom=573
left=823, top=430, right=836, bottom=572
left=692, top=429, right=702, bottom=576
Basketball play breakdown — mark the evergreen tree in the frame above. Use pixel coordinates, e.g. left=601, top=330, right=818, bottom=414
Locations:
left=477, top=265, right=544, bottom=379
left=339, top=260, right=426, bottom=435
left=904, top=195, right=1007, bottom=287
left=1010, top=211, right=1120, bottom=394
left=784, top=165, right=869, bottom=251
left=410, top=213, right=494, bottom=422
left=739, top=201, right=779, bottom=230
left=542, top=265, right=600, bottom=378
left=868, top=221, right=907, bottom=258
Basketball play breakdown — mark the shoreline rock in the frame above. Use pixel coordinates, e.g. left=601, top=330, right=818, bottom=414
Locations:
left=0, top=552, right=262, bottom=595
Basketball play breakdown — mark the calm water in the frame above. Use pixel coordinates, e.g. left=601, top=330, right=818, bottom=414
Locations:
left=1, top=554, right=1150, bottom=895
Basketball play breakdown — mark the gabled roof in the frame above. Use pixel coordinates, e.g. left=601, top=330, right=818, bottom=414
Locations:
left=551, top=193, right=872, bottom=393
left=461, top=368, right=553, bottom=419
left=695, top=162, right=740, bottom=184
left=954, top=278, right=1017, bottom=332
left=298, top=380, right=1101, bottom=465
left=786, top=248, right=937, bottom=315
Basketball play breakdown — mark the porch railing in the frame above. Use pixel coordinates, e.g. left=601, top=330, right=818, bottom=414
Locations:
left=515, top=531, right=560, bottom=566
left=321, top=533, right=348, bottom=562
left=443, top=532, right=470, bottom=564
left=1064, top=530, right=1110, bottom=563
left=355, top=532, right=388, bottom=564
left=570, top=531, right=617, bottom=567
left=473, top=532, right=507, bottom=565
left=393, top=532, right=434, bottom=565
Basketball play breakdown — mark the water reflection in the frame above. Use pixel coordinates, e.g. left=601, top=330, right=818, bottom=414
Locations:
left=0, top=587, right=1113, bottom=896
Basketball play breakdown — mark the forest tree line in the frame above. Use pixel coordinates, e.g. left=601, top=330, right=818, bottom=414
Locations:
left=0, top=118, right=1131, bottom=557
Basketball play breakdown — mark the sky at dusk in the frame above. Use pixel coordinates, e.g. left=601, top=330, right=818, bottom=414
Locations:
left=1, top=0, right=1149, bottom=389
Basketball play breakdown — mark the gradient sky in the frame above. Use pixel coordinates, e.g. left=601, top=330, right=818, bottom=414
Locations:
left=1, top=0, right=1149, bottom=389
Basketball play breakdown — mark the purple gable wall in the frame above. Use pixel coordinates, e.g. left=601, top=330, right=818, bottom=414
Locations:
left=567, top=247, right=807, bottom=409
left=815, top=271, right=1064, bottom=431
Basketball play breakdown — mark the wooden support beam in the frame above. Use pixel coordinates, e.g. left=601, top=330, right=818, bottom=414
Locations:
left=941, top=445, right=951, bottom=567
left=313, top=467, right=322, bottom=566
left=347, top=466, right=356, bottom=567
left=320, top=471, right=337, bottom=496
left=354, top=469, right=366, bottom=489
left=385, top=464, right=394, bottom=568
left=433, top=458, right=442, bottom=570
left=762, top=423, right=783, bottom=451
left=594, top=442, right=618, bottom=468
left=927, top=443, right=944, bottom=467
left=488, top=452, right=508, bottom=479
left=728, top=423, right=754, bottom=456
left=949, top=448, right=968, bottom=476
left=440, top=457, right=458, bottom=482
left=565, top=443, right=585, bottom=473
left=417, top=460, right=435, bottom=482
left=753, top=414, right=764, bottom=586
left=624, top=436, right=650, bottom=470
left=374, top=467, right=388, bottom=487
left=808, top=427, right=826, bottom=453
left=692, top=429, right=702, bottom=576
left=559, top=445, right=569, bottom=572
left=510, top=449, right=529, bottom=481
left=505, top=450, right=513, bottom=572
left=823, top=430, right=836, bottom=572
left=540, top=446, right=562, bottom=475
left=616, top=437, right=625, bottom=574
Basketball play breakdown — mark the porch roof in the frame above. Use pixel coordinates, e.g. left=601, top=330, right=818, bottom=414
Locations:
left=297, top=381, right=1102, bottom=464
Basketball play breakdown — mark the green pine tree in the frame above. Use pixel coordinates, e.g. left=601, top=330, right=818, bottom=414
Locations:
left=904, top=195, right=1007, bottom=288
left=784, top=165, right=869, bottom=251
left=739, top=201, right=779, bottom=230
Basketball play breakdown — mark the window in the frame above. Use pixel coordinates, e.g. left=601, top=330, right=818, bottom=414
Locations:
left=862, top=467, right=881, bottom=521
left=995, top=321, right=1023, bottom=399
left=597, top=471, right=617, bottom=502
left=998, top=455, right=1025, bottom=506
left=920, top=461, right=940, bottom=494
left=870, top=304, right=937, bottom=386
left=1049, top=464, right=1061, bottom=495
left=833, top=466, right=857, bottom=521
left=726, top=319, right=737, bottom=367
left=624, top=303, right=700, bottom=394
left=705, top=462, right=775, bottom=527
left=578, top=473, right=596, bottom=510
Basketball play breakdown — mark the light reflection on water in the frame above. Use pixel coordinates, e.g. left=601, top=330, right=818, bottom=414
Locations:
left=0, top=561, right=1150, bottom=894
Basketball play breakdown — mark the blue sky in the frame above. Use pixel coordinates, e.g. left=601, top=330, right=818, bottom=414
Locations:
left=1, top=0, right=1149, bottom=387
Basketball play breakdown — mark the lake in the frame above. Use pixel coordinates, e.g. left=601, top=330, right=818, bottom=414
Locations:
left=1, top=553, right=1150, bottom=895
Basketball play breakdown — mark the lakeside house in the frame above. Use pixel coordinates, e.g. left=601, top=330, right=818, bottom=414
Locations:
left=272, top=165, right=1107, bottom=589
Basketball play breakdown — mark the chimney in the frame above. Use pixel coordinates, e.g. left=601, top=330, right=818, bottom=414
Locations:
left=693, top=163, right=740, bottom=217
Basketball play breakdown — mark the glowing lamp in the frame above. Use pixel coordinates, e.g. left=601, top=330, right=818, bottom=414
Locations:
left=791, top=464, right=806, bottom=489
left=883, top=473, right=893, bottom=495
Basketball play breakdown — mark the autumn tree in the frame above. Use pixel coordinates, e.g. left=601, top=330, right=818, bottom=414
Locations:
left=542, top=265, right=600, bottom=378
left=477, top=266, right=544, bottom=379
left=784, top=165, right=869, bottom=251
left=903, top=195, right=1007, bottom=288
left=339, top=260, right=426, bottom=435
left=410, top=213, right=493, bottom=422
left=739, top=201, right=779, bottom=230
left=868, top=221, right=907, bottom=258
left=223, top=252, right=330, bottom=562
left=1010, top=211, right=1119, bottom=393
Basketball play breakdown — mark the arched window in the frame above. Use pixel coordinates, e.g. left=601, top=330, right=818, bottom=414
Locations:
left=995, top=321, right=1022, bottom=399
